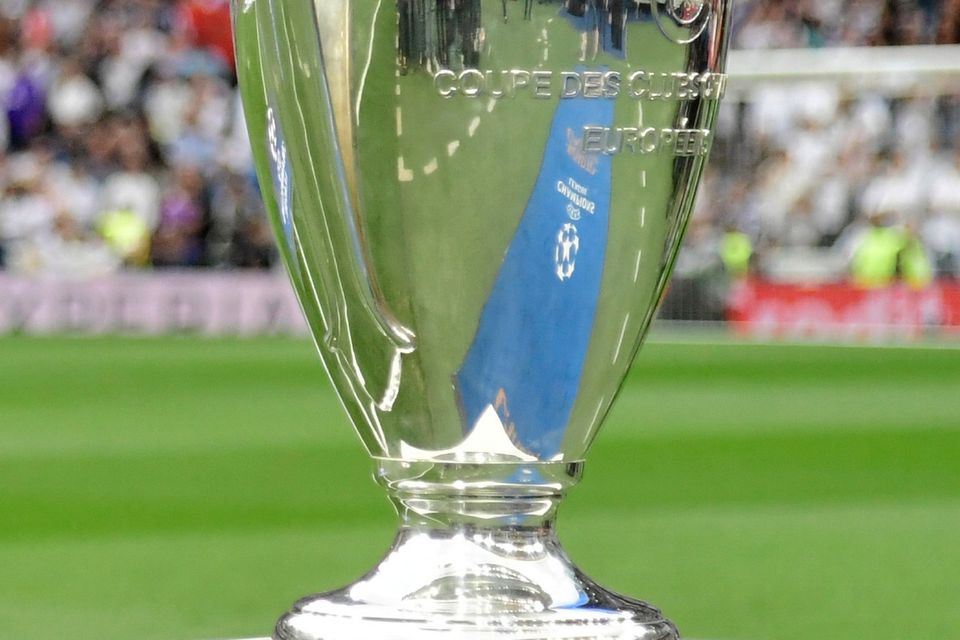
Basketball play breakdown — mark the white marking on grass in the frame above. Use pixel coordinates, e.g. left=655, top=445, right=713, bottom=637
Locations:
left=487, top=98, right=496, bottom=113
left=641, top=169, right=647, bottom=188
left=354, top=0, right=383, bottom=123
left=586, top=399, right=606, bottom=441
left=633, top=249, right=643, bottom=282
left=395, top=107, right=403, bottom=136
left=468, top=116, right=481, bottom=137
left=423, top=157, right=438, bottom=175
left=640, top=206, right=646, bottom=227
left=397, top=157, right=413, bottom=182
left=613, top=314, right=631, bottom=363
left=447, top=140, right=460, bottom=156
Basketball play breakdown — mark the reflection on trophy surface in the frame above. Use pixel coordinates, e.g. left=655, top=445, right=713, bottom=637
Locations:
left=232, top=0, right=730, bottom=637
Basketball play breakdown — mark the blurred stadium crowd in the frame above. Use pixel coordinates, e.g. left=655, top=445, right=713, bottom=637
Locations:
left=0, top=0, right=272, bottom=275
left=1, top=0, right=960, bottom=286
left=732, top=0, right=960, bottom=47
left=685, top=0, right=960, bottom=295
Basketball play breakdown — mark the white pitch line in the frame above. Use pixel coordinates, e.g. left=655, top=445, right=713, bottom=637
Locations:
left=641, top=169, right=647, bottom=188
left=586, top=398, right=606, bottom=441
left=633, top=249, right=643, bottom=282
left=612, top=313, right=631, bottom=363
left=468, top=116, right=481, bottom=137
left=354, top=0, right=383, bottom=124
left=395, top=107, right=403, bottom=136
left=487, top=98, right=496, bottom=113
left=423, top=157, right=438, bottom=175
left=397, top=157, right=413, bottom=182
left=447, top=140, right=460, bottom=156
left=640, top=206, right=646, bottom=227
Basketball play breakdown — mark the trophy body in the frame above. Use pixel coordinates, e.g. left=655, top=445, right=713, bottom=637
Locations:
left=233, top=1, right=730, bottom=637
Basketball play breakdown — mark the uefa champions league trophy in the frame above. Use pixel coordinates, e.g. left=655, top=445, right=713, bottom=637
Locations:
left=233, top=1, right=730, bottom=637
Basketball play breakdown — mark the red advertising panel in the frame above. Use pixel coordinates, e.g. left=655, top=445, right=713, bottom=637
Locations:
left=728, top=280, right=960, bottom=340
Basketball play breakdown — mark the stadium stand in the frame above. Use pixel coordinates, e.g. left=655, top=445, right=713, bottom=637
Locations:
left=669, top=0, right=960, bottom=323
left=0, top=0, right=272, bottom=274
left=706, top=0, right=960, bottom=273
left=1, top=0, right=959, bottom=312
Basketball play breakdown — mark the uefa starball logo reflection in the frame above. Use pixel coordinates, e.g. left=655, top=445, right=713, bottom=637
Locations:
left=562, top=0, right=713, bottom=55
left=653, top=0, right=712, bottom=44
left=555, top=223, right=580, bottom=282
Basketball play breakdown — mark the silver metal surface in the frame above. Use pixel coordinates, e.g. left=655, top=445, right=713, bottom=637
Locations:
left=232, top=1, right=731, bottom=637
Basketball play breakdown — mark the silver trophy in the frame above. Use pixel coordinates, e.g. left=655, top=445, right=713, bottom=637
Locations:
left=232, top=0, right=730, bottom=637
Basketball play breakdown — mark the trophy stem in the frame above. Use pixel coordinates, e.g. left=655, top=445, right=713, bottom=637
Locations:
left=273, top=460, right=680, bottom=640
left=377, top=458, right=582, bottom=530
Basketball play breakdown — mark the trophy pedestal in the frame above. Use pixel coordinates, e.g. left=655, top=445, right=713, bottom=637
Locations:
left=274, top=530, right=678, bottom=640
left=277, top=598, right=677, bottom=639
left=273, top=460, right=679, bottom=640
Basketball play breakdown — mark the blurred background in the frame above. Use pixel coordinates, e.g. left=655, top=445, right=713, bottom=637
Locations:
left=2, top=0, right=960, bottom=337
left=0, top=2, right=958, bottom=640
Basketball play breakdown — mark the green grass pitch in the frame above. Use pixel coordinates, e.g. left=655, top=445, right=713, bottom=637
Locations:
left=1, top=336, right=958, bottom=640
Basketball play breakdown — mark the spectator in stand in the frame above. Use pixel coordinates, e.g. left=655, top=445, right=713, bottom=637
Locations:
left=850, top=212, right=905, bottom=288
left=0, top=154, right=57, bottom=261
left=899, top=222, right=934, bottom=288
left=29, top=210, right=119, bottom=276
left=176, top=0, right=234, bottom=72
left=47, top=56, right=104, bottom=136
left=98, top=204, right=151, bottom=266
left=720, top=225, right=753, bottom=278
left=923, top=147, right=960, bottom=276
left=860, top=150, right=928, bottom=225
left=47, top=158, right=102, bottom=230
left=152, top=164, right=207, bottom=267
left=209, top=172, right=273, bottom=267
left=5, top=61, right=47, bottom=151
left=143, top=67, right=195, bottom=148
left=102, top=138, right=161, bottom=234
left=938, top=0, right=960, bottom=41
left=231, top=209, right=277, bottom=269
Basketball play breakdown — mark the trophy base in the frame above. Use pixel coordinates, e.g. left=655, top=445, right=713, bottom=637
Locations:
left=274, top=460, right=679, bottom=639
left=276, top=602, right=678, bottom=640
left=273, top=528, right=679, bottom=640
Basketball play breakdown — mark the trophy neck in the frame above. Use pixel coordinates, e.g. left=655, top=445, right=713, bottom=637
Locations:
left=375, top=458, right=584, bottom=531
